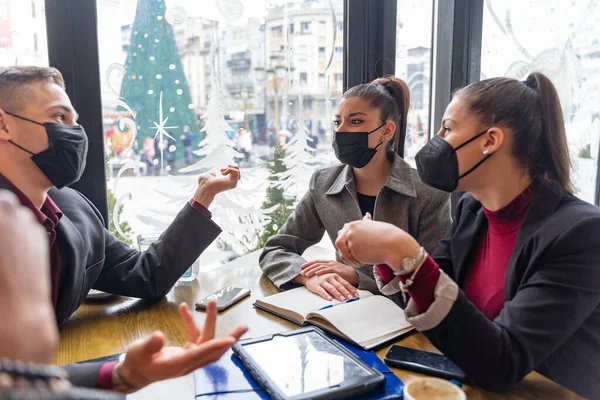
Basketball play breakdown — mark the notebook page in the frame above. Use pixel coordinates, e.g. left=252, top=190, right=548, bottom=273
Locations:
left=257, top=287, right=373, bottom=321
left=311, top=296, right=410, bottom=346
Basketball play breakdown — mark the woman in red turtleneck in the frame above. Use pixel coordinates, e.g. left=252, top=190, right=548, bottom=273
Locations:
left=335, top=72, right=600, bottom=399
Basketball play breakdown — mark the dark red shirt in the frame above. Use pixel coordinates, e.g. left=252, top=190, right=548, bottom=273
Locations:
left=2, top=176, right=64, bottom=307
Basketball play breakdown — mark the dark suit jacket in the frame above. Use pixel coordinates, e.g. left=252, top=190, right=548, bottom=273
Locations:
left=0, top=177, right=222, bottom=387
left=425, top=180, right=600, bottom=398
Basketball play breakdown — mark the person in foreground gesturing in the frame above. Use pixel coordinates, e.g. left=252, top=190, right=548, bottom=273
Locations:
left=0, top=188, right=248, bottom=394
left=335, top=72, right=600, bottom=398
left=89, top=301, right=248, bottom=393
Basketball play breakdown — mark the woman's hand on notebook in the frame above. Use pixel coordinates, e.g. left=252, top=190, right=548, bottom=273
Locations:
left=295, top=273, right=358, bottom=302
left=300, top=260, right=360, bottom=285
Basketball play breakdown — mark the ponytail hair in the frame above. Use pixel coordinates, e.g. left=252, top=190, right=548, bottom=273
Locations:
left=455, top=72, right=572, bottom=192
left=342, top=75, right=410, bottom=158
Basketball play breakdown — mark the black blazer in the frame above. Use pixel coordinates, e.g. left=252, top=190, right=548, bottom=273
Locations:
left=426, top=180, right=600, bottom=398
left=0, top=177, right=222, bottom=387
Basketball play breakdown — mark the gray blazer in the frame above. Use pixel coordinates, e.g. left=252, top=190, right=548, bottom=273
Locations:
left=259, top=153, right=451, bottom=294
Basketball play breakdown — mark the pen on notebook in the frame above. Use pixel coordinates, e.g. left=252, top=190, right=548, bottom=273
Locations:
left=318, top=297, right=360, bottom=311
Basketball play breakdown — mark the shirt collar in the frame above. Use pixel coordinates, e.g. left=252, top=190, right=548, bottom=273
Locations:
left=0, top=174, right=63, bottom=230
left=326, top=152, right=417, bottom=197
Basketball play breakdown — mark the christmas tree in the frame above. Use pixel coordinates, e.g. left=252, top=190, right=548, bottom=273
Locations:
left=119, top=0, right=199, bottom=163
left=256, top=143, right=296, bottom=249
left=275, top=86, right=317, bottom=199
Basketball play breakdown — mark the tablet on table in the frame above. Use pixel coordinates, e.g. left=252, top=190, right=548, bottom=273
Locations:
left=232, top=327, right=386, bottom=400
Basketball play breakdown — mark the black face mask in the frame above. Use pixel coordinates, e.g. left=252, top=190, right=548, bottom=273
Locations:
left=415, top=129, right=491, bottom=192
left=6, top=111, right=89, bottom=189
left=332, top=123, right=386, bottom=168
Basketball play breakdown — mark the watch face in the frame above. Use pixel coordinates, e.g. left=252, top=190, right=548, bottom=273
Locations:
left=396, top=248, right=425, bottom=276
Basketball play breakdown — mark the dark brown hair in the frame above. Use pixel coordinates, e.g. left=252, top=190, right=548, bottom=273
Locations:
left=0, top=66, right=66, bottom=110
left=455, top=72, right=572, bottom=192
left=342, top=75, right=410, bottom=158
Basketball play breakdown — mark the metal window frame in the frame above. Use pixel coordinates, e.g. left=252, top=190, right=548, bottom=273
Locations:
left=344, top=0, right=398, bottom=151
left=344, top=0, right=397, bottom=88
left=45, top=0, right=108, bottom=224
left=430, top=0, right=483, bottom=215
left=596, top=152, right=600, bottom=205
left=42, top=0, right=484, bottom=219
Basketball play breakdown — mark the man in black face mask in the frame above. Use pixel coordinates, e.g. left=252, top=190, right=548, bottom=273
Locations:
left=0, top=66, right=247, bottom=391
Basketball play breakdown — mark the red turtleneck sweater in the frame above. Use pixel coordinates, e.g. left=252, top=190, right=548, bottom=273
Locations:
left=463, top=188, right=532, bottom=320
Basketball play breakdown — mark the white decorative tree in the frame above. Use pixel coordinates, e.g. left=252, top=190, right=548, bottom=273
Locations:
left=180, top=55, right=242, bottom=173
left=171, top=43, right=272, bottom=254
left=275, top=85, right=317, bottom=199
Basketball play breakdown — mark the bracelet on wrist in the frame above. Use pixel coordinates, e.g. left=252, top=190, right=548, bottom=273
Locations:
left=396, top=248, right=428, bottom=304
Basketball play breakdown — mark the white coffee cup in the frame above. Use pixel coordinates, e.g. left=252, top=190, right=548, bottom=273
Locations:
left=403, top=377, right=467, bottom=400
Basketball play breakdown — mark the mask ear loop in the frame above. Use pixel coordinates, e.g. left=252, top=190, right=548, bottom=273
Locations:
left=8, top=140, right=35, bottom=156
left=453, top=128, right=490, bottom=152
left=457, top=153, right=493, bottom=180
left=456, top=129, right=494, bottom=179
left=3, top=111, right=44, bottom=156
left=370, top=122, right=391, bottom=150
left=3, top=111, right=45, bottom=126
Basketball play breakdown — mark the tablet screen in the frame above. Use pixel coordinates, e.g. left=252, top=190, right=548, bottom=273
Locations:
left=241, top=331, right=373, bottom=397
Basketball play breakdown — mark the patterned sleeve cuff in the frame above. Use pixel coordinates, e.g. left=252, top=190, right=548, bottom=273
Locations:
left=97, top=360, right=118, bottom=389
left=375, top=263, right=395, bottom=284
left=404, top=271, right=459, bottom=331
left=189, top=199, right=212, bottom=219
left=373, top=265, right=403, bottom=296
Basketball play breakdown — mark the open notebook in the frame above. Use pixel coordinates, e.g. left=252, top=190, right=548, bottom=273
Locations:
left=254, top=287, right=413, bottom=350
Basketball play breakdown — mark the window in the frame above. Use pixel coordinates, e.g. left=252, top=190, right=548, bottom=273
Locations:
left=299, top=44, right=308, bottom=61
left=395, top=0, right=434, bottom=163
left=335, top=73, right=343, bottom=91
left=303, top=98, right=312, bottom=110
left=301, top=22, right=312, bottom=34
left=318, top=21, right=326, bottom=36
left=96, top=0, right=344, bottom=263
left=337, top=22, right=343, bottom=32
left=271, top=26, right=282, bottom=39
left=319, top=73, right=325, bottom=88
left=407, top=62, right=424, bottom=108
left=481, top=0, right=600, bottom=203
left=334, top=46, right=343, bottom=60
left=0, top=0, right=47, bottom=65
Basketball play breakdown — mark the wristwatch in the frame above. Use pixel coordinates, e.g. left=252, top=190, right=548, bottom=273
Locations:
left=393, top=247, right=427, bottom=276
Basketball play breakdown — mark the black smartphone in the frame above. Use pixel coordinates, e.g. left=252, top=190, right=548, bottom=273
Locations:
left=195, top=286, right=251, bottom=312
left=384, top=345, right=469, bottom=383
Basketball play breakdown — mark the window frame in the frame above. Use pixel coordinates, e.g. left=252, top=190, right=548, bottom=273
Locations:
left=52, top=0, right=587, bottom=223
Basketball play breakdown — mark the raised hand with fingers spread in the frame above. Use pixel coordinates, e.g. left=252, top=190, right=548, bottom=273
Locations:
left=112, top=301, right=248, bottom=393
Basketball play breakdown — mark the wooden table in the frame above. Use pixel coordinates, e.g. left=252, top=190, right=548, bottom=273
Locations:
left=56, top=249, right=581, bottom=399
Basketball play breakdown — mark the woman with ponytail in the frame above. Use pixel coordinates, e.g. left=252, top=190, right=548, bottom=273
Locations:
left=260, top=76, right=451, bottom=301
left=336, top=72, right=600, bottom=397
